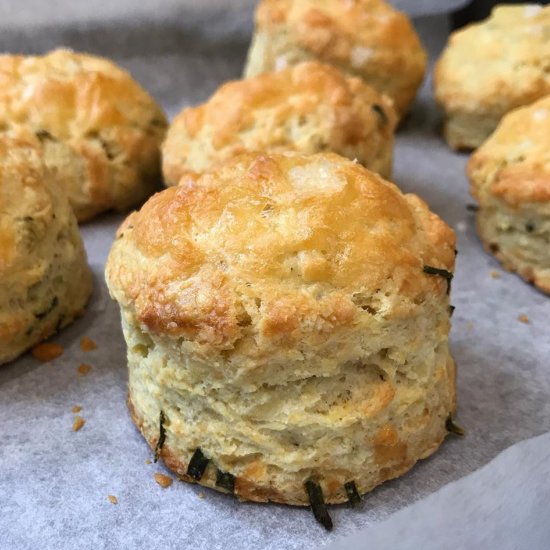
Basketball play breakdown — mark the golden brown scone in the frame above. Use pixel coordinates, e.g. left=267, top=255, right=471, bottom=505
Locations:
left=162, top=61, right=397, bottom=185
left=106, top=152, right=457, bottom=507
left=0, top=49, right=167, bottom=222
left=434, top=4, right=550, bottom=151
left=468, top=95, right=550, bottom=294
left=0, top=135, right=92, bottom=365
left=243, top=0, right=427, bottom=118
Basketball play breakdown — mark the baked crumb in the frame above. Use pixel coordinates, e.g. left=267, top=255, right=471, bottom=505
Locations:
left=78, top=363, right=92, bottom=376
left=72, top=406, right=82, bottom=413
left=154, top=473, right=173, bottom=488
left=145, top=459, right=152, bottom=465
left=518, top=314, right=530, bottom=324
left=198, top=492, right=205, bottom=500
left=108, top=495, right=118, bottom=505
left=72, top=416, right=85, bottom=431
left=490, top=271, right=501, bottom=279
left=80, top=336, right=97, bottom=351
left=31, top=342, right=64, bottom=362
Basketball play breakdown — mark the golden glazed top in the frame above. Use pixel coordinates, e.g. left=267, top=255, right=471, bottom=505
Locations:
left=106, top=152, right=455, bottom=350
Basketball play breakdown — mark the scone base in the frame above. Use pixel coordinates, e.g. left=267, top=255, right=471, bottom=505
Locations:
left=127, top=395, right=452, bottom=507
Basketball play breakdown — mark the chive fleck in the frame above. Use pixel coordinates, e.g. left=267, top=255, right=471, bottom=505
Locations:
left=525, top=222, right=535, bottom=233
left=446, top=415, right=465, bottom=437
left=344, top=481, right=361, bottom=508
left=372, top=104, right=388, bottom=125
left=187, top=448, right=210, bottom=481
left=449, top=305, right=456, bottom=317
left=423, top=265, right=454, bottom=294
left=215, top=469, right=235, bottom=493
left=304, top=479, right=333, bottom=531
left=154, top=411, right=166, bottom=463
left=35, top=129, right=54, bottom=141
left=466, top=204, right=479, bottom=212
left=35, top=296, right=59, bottom=320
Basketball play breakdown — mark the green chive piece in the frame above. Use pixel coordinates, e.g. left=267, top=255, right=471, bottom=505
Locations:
left=446, top=415, right=465, bottom=437
left=449, top=305, right=456, bottom=317
left=344, top=481, right=361, bottom=508
left=304, top=479, right=333, bottom=531
left=423, top=265, right=454, bottom=294
left=525, top=222, right=535, bottom=233
left=372, top=104, right=388, bottom=125
left=466, top=203, right=479, bottom=212
left=187, top=448, right=210, bottom=481
left=154, top=411, right=166, bottom=463
left=216, top=469, right=235, bottom=493
left=35, top=296, right=59, bottom=320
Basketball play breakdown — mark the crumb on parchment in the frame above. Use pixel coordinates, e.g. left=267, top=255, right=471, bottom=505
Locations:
left=80, top=336, right=97, bottom=351
left=490, top=271, right=501, bottom=279
left=198, top=492, right=205, bottom=500
left=31, top=342, right=64, bottom=362
left=72, top=406, right=82, bottom=413
left=108, top=495, right=118, bottom=505
left=78, top=363, right=92, bottom=376
left=154, top=473, right=173, bottom=488
left=72, top=416, right=85, bottom=431
left=145, top=459, right=152, bottom=465
left=518, top=314, right=530, bottom=324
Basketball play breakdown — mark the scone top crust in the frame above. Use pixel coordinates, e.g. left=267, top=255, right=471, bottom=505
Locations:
left=107, top=152, right=455, bottom=353
left=250, top=0, right=427, bottom=115
left=0, top=49, right=167, bottom=221
left=162, top=61, right=397, bottom=185
left=469, top=95, right=550, bottom=208
left=435, top=5, right=550, bottom=119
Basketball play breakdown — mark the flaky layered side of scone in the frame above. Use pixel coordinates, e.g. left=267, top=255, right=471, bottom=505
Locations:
left=469, top=95, right=550, bottom=294
left=435, top=4, right=550, bottom=150
left=162, top=61, right=397, bottom=185
left=0, top=49, right=167, bottom=222
left=244, top=0, right=427, bottom=117
left=106, top=152, right=457, bottom=506
left=0, top=136, right=92, bottom=365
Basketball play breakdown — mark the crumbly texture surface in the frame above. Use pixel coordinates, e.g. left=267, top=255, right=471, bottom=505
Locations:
left=0, top=49, right=167, bottom=222
left=106, top=152, right=457, bottom=506
left=0, top=135, right=92, bottom=365
left=162, top=61, right=397, bottom=186
left=468, top=95, right=550, bottom=294
left=244, top=0, right=427, bottom=117
left=434, top=4, right=550, bottom=150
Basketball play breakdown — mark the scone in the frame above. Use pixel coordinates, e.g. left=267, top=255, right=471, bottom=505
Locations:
left=244, top=0, right=427, bottom=117
left=162, top=61, right=397, bottom=185
left=0, top=135, right=92, bottom=365
left=434, top=4, right=550, bottom=150
left=106, top=151, right=457, bottom=517
left=0, top=49, right=167, bottom=222
left=468, top=95, right=550, bottom=294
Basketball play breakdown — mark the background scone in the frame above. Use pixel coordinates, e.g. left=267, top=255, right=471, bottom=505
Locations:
left=106, top=152, right=457, bottom=508
left=163, top=61, right=397, bottom=185
left=0, top=49, right=167, bottom=222
left=0, top=135, right=92, bottom=365
left=469, top=95, right=550, bottom=294
left=434, top=4, right=550, bottom=150
left=244, top=0, right=427, bottom=117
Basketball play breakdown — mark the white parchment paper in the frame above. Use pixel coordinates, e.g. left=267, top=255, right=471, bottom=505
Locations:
left=0, top=5, right=549, bottom=550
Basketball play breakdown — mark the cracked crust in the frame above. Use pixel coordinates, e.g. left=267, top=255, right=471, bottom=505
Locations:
left=0, top=49, right=167, bottom=222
